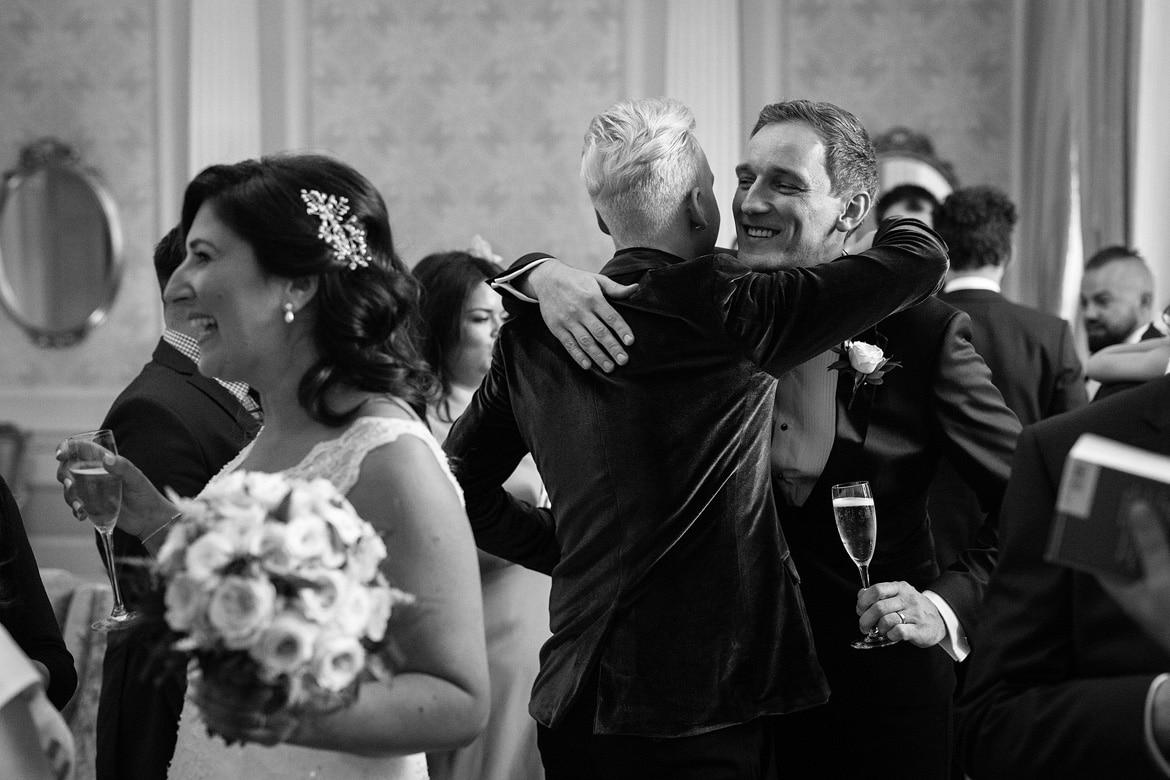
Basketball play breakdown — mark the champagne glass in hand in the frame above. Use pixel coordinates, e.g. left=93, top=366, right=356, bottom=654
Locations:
left=832, top=480, right=893, bottom=650
left=64, top=429, right=140, bottom=632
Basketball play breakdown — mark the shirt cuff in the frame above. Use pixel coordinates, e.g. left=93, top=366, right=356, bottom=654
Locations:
left=489, top=256, right=554, bottom=303
left=922, top=590, right=970, bottom=662
left=1145, top=673, right=1170, bottom=777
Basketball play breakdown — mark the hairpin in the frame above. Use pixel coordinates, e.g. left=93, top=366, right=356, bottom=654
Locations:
left=300, top=189, right=373, bottom=270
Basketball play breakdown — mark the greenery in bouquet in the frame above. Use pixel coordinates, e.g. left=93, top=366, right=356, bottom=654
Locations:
left=142, top=471, right=414, bottom=741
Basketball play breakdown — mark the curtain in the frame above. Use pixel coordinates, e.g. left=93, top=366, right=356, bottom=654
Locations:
left=1075, top=1, right=1139, bottom=257
left=1006, top=0, right=1138, bottom=316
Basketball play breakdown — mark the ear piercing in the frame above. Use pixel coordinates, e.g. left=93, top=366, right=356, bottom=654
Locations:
left=283, top=302, right=295, bottom=324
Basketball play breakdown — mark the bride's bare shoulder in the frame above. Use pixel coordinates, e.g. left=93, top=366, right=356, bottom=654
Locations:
left=357, top=396, right=423, bottom=423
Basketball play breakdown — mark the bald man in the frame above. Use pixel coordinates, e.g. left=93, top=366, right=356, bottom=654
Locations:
left=1081, top=246, right=1164, bottom=400
left=1081, top=246, right=1161, bottom=353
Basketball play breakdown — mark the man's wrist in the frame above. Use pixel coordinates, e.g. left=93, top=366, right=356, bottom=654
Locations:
left=522, top=258, right=559, bottom=299
left=923, top=589, right=970, bottom=661
left=490, top=256, right=554, bottom=303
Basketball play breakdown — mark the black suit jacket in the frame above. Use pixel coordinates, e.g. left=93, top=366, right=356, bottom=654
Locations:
left=0, top=477, right=77, bottom=710
left=96, top=339, right=258, bottom=780
left=929, top=287, right=1087, bottom=566
left=1095, top=323, right=1166, bottom=401
left=447, top=218, right=948, bottom=738
left=956, top=375, right=1170, bottom=778
left=773, top=299, right=1020, bottom=776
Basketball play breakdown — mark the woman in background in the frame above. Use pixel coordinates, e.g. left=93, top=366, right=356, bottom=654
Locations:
left=415, top=248, right=550, bottom=780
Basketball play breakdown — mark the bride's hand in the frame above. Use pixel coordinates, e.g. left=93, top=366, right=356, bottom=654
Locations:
left=188, top=681, right=299, bottom=747
left=55, top=440, right=175, bottom=541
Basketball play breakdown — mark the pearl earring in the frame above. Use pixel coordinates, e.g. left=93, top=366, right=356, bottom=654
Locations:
left=283, top=302, right=295, bottom=324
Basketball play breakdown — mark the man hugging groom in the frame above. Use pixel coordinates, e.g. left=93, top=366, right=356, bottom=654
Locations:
left=445, top=97, right=949, bottom=778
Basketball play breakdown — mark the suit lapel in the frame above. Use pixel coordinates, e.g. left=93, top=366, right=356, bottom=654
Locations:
left=152, top=340, right=260, bottom=437
left=815, top=328, right=885, bottom=490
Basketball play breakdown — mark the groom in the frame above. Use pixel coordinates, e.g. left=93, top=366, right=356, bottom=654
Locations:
left=445, top=97, right=948, bottom=778
left=505, top=99, right=1021, bottom=778
left=740, top=104, right=1021, bottom=778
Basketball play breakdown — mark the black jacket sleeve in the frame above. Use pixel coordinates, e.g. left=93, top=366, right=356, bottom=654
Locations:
left=0, top=477, right=77, bottom=710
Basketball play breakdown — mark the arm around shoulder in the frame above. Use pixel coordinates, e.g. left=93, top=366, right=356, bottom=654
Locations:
left=722, top=217, right=949, bottom=376
left=1088, top=338, right=1170, bottom=384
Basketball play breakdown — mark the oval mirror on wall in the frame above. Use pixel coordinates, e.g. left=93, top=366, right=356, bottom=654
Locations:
left=0, top=138, right=123, bottom=348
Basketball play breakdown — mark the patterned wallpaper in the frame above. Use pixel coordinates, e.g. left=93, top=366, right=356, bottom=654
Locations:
left=779, top=0, right=1014, bottom=193
left=0, top=0, right=1013, bottom=572
left=306, top=0, right=625, bottom=272
left=0, top=0, right=1012, bottom=394
left=0, top=0, right=159, bottom=391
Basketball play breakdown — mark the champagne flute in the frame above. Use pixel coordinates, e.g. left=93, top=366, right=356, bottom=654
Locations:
left=831, top=480, right=893, bottom=650
left=65, top=429, right=140, bottom=632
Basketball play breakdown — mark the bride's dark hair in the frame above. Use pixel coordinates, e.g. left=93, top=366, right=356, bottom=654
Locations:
left=181, top=153, right=437, bottom=425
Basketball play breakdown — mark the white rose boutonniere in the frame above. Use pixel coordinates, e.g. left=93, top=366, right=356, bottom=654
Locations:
left=828, top=339, right=902, bottom=408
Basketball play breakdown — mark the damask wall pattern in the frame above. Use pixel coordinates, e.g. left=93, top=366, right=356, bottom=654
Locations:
left=0, top=0, right=1014, bottom=398
left=307, top=0, right=626, bottom=271
left=0, top=0, right=160, bottom=389
left=779, top=0, right=1013, bottom=193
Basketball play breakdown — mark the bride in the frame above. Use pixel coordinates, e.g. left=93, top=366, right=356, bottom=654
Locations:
left=58, top=154, right=489, bottom=779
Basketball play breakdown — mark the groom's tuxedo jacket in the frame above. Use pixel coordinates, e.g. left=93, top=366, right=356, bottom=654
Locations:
left=929, top=286, right=1087, bottom=567
left=447, top=218, right=947, bottom=739
left=773, top=298, right=1021, bottom=776
left=957, top=375, right=1170, bottom=778
left=96, top=338, right=259, bottom=780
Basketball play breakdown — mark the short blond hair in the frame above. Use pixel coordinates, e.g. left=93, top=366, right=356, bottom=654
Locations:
left=580, top=97, right=703, bottom=241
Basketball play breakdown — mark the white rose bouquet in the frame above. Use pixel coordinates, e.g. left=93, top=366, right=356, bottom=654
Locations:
left=828, top=339, right=902, bottom=408
left=148, top=471, right=413, bottom=742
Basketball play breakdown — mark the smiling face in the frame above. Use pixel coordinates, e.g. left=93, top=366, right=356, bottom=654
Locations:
left=164, top=202, right=292, bottom=384
left=732, top=121, right=855, bottom=270
left=445, top=282, right=505, bottom=387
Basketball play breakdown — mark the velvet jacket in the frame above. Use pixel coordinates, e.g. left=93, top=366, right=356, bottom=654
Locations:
left=445, top=218, right=948, bottom=738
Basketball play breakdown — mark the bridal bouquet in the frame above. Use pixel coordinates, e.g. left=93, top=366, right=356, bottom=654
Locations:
left=151, top=471, right=414, bottom=737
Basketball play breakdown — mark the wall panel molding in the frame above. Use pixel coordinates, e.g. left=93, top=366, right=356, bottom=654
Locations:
left=665, top=0, right=741, bottom=249
left=188, top=0, right=262, bottom=175
left=1133, top=0, right=1170, bottom=306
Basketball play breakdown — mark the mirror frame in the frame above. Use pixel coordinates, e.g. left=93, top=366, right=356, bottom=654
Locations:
left=0, top=138, right=124, bottom=348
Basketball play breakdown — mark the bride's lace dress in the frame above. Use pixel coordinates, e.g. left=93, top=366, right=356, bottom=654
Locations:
left=168, top=416, right=460, bottom=780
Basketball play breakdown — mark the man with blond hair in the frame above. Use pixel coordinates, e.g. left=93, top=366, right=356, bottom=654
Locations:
left=446, top=97, right=947, bottom=778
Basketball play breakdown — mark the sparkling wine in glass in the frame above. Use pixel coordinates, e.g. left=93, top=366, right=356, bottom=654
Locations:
left=831, top=480, right=893, bottom=650
left=65, top=429, right=140, bottom=632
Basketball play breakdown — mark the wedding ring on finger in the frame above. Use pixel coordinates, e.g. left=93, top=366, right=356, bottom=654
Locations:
left=897, top=610, right=906, bottom=624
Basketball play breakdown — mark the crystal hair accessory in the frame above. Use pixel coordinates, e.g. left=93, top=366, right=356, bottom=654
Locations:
left=300, top=189, right=373, bottom=270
